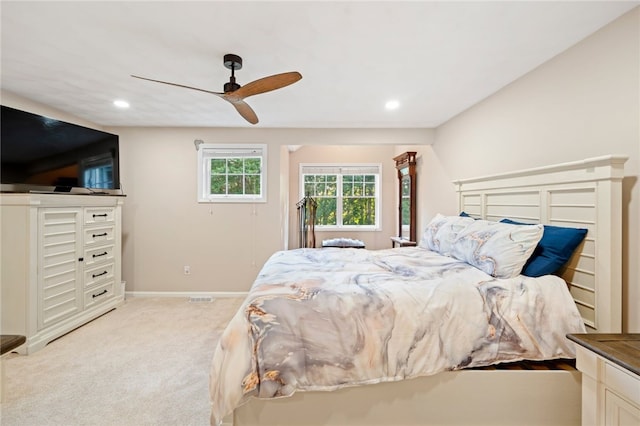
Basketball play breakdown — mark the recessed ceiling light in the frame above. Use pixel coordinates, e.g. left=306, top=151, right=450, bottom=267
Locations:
left=385, top=100, right=400, bottom=110
left=113, top=99, right=130, bottom=109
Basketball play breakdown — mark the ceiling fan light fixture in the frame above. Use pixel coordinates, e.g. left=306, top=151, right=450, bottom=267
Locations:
left=385, top=100, right=400, bottom=110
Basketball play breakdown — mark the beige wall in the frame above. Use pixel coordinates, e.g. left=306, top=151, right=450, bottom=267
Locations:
left=114, top=127, right=282, bottom=295
left=114, top=127, right=431, bottom=293
left=426, top=8, right=640, bottom=332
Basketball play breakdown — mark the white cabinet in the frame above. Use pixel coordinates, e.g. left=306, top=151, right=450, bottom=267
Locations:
left=38, top=208, right=83, bottom=330
left=1, top=194, right=124, bottom=354
left=569, top=334, right=640, bottom=426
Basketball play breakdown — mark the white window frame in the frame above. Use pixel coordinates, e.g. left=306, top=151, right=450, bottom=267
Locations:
left=198, top=143, right=267, bottom=203
left=300, top=163, right=381, bottom=231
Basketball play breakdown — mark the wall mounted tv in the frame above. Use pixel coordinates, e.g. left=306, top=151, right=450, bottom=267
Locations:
left=1, top=105, right=121, bottom=194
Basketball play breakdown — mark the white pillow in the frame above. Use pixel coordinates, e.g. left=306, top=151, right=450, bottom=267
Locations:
left=448, top=219, right=543, bottom=278
left=420, top=214, right=475, bottom=254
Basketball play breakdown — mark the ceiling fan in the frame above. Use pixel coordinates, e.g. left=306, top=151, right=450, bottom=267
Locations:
left=132, top=54, right=302, bottom=125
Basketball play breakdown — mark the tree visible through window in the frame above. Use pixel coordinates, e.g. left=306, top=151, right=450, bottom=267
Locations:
left=198, top=144, right=267, bottom=203
left=301, top=164, right=380, bottom=229
left=210, top=157, right=261, bottom=196
left=304, top=174, right=338, bottom=225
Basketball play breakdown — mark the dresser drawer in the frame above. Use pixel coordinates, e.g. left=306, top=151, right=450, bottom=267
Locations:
left=84, top=244, right=115, bottom=268
left=604, top=362, right=640, bottom=406
left=84, top=225, right=115, bottom=247
left=84, top=281, right=114, bottom=309
left=84, top=262, right=115, bottom=288
left=84, top=207, right=115, bottom=225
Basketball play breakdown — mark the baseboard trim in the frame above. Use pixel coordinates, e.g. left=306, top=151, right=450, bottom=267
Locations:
left=125, top=291, right=248, bottom=299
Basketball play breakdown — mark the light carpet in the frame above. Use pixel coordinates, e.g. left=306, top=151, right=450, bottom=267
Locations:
left=1, top=297, right=244, bottom=426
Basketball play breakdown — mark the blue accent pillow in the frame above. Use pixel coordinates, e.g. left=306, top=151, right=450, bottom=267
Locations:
left=500, top=219, right=588, bottom=277
left=459, top=211, right=476, bottom=219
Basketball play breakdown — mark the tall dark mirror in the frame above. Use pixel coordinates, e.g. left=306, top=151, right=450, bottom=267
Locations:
left=392, top=152, right=417, bottom=247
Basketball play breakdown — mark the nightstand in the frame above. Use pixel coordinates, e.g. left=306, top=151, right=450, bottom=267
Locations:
left=390, top=236, right=417, bottom=248
left=567, top=334, right=640, bottom=426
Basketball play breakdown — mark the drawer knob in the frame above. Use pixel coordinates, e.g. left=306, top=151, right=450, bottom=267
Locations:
left=92, top=232, right=108, bottom=238
left=93, top=213, right=108, bottom=218
left=93, top=252, right=108, bottom=258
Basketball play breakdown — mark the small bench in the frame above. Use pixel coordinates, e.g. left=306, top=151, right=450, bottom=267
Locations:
left=321, top=238, right=365, bottom=249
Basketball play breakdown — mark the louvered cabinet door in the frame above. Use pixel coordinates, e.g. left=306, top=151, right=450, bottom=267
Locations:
left=38, top=208, right=83, bottom=330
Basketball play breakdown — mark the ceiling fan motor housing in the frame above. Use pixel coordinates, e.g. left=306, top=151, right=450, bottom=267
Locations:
left=224, top=81, right=241, bottom=92
left=223, top=54, right=243, bottom=92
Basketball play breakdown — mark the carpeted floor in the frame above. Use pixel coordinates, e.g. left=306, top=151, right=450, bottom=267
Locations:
left=1, top=296, right=244, bottom=426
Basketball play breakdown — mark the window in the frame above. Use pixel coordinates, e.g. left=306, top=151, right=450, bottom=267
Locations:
left=300, top=164, right=381, bottom=229
left=198, top=144, right=267, bottom=203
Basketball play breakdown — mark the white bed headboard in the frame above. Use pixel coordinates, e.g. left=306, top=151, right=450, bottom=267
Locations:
left=453, top=155, right=627, bottom=333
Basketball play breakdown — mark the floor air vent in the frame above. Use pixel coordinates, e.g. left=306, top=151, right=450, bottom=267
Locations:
left=188, top=296, right=214, bottom=303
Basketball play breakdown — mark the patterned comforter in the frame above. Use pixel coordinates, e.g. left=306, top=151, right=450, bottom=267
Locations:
left=209, top=247, right=586, bottom=424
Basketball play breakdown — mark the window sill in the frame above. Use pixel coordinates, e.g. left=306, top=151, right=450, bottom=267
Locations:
left=315, top=227, right=380, bottom=232
left=198, top=198, right=267, bottom=204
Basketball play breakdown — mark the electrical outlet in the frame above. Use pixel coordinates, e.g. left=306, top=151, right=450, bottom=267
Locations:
left=183, top=265, right=191, bottom=275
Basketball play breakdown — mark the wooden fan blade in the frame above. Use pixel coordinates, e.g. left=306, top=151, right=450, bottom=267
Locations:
left=223, top=98, right=259, bottom=124
left=131, top=75, right=224, bottom=96
left=234, top=72, right=302, bottom=99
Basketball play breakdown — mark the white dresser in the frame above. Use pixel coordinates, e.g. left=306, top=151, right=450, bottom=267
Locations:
left=1, top=193, right=124, bottom=354
left=568, top=334, right=640, bottom=426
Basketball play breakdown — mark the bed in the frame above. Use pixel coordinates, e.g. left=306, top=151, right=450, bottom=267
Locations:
left=210, top=155, right=627, bottom=426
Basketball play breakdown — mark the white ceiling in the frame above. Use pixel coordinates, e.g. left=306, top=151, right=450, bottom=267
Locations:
left=1, top=1, right=637, bottom=128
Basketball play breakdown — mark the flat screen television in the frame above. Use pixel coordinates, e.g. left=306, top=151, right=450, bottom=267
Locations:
left=1, top=105, right=121, bottom=194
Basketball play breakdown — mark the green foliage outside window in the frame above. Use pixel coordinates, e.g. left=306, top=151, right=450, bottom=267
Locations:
left=210, top=157, right=261, bottom=196
left=304, top=173, right=377, bottom=227
left=316, top=198, right=338, bottom=225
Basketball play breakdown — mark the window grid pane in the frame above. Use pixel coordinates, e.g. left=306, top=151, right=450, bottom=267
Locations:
left=343, top=197, right=376, bottom=226
left=301, top=171, right=378, bottom=228
left=210, top=157, right=261, bottom=196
